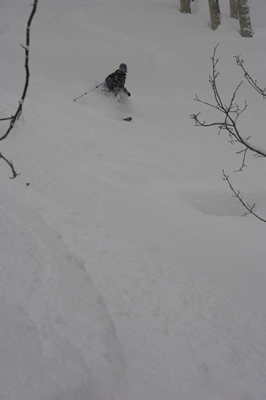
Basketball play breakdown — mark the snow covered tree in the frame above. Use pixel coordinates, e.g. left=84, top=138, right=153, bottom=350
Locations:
left=180, top=0, right=191, bottom=14
left=237, top=0, right=253, bottom=37
left=208, top=0, right=221, bottom=30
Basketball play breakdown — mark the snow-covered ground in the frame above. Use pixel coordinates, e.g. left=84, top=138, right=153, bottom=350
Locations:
left=1, top=0, right=266, bottom=399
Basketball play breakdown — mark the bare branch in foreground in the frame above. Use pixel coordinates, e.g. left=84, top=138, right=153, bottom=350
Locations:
left=0, top=0, right=38, bottom=178
left=0, top=117, right=13, bottom=122
left=191, top=45, right=266, bottom=222
left=190, top=44, right=266, bottom=172
left=0, top=153, right=19, bottom=179
left=235, top=56, right=266, bottom=99
left=223, top=171, right=266, bottom=222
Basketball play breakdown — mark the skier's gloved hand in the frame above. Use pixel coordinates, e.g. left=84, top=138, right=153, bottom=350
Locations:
left=127, top=92, right=131, bottom=97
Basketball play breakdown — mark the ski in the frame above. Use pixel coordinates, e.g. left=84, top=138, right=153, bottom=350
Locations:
left=123, top=116, right=132, bottom=121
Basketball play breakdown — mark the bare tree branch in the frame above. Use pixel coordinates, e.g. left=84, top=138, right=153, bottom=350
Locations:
left=0, top=117, right=13, bottom=121
left=191, top=45, right=266, bottom=222
left=0, top=0, right=38, bottom=178
left=223, top=171, right=266, bottom=222
left=190, top=44, right=266, bottom=170
left=235, top=55, right=266, bottom=99
left=0, top=153, right=18, bottom=179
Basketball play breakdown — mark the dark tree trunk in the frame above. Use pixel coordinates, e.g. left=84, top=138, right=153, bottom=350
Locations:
left=230, top=0, right=238, bottom=19
left=180, top=0, right=191, bottom=14
left=237, top=0, right=253, bottom=37
left=208, top=0, right=221, bottom=30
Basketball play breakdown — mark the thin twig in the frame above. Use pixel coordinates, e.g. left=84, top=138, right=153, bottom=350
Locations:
left=223, top=171, right=266, bottom=222
left=235, top=55, right=266, bottom=99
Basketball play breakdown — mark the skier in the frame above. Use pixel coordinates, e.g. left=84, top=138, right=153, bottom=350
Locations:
left=104, top=63, right=131, bottom=98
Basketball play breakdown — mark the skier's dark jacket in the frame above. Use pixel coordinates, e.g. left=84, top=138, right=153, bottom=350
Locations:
left=105, top=70, right=129, bottom=95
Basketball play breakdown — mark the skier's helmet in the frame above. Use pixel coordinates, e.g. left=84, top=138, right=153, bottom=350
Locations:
left=119, top=63, right=127, bottom=73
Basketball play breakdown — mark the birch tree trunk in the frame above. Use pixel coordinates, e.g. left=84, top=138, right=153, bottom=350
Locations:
left=230, top=0, right=238, bottom=19
left=180, top=0, right=191, bottom=14
left=237, top=0, right=253, bottom=37
left=208, top=0, right=221, bottom=30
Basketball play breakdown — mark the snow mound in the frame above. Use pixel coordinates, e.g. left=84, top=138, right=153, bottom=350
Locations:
left=179, top=179, right=266, bottom=218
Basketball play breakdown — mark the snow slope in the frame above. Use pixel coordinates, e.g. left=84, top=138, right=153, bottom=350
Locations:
left=1, top=0, right=266, bottom=399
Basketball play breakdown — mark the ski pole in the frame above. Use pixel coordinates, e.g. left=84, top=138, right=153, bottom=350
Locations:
left=73, top=81, right=106, bottom=102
